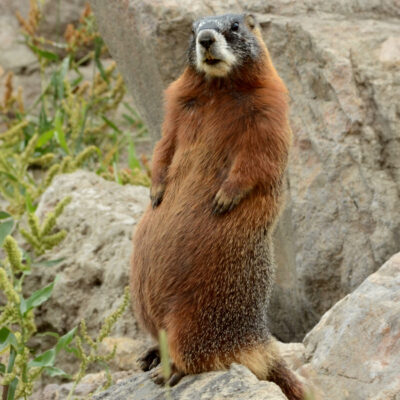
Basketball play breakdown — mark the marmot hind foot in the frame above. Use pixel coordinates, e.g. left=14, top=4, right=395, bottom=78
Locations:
left=137, top=345, right=160, bottom=371
left=149, top=363, right=186, bottom=387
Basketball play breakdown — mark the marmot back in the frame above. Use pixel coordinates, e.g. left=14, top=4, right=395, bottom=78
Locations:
left=131, top=13, right=306, bottom=400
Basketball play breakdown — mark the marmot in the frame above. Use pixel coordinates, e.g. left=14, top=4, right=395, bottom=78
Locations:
left=131, top=13, right=305, bottom=400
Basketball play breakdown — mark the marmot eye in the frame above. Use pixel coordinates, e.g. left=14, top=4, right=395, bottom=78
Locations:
left=231, top=22, right=239, bottom=31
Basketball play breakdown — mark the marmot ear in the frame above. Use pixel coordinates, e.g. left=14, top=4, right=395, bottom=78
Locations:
left=245, top=13, right=257, bottom=30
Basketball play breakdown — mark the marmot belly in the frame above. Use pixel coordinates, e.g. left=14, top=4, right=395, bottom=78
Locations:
left=131, top=149, right=275, bottom=343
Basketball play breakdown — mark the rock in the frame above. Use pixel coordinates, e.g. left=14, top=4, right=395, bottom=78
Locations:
left=303, top=253, right=400, bottom=400
left=90, top=0, right=400, bottom=339
left=93, top=364, right=288, bottom=400
left=39, top=0, right=88, bottom=41
left=0, top=0, right=38, bottom=73
left=99, top=336, right=145, bottom=371
left=379, top=36, right=400, bottom=64
left=34, top=370, right=132, bottom=400
left=27, top=171, right=152, bottom=371
left=275, top=342, right=306, bottom=371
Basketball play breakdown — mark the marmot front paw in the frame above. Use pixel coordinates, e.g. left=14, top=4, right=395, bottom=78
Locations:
left=150, top=183, right=166, bottom=208
left=212, top=186, right=243, bottom=214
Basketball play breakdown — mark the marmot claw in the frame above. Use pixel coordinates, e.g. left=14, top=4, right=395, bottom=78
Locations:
left=150, top=184, right=165, bottom=208
left=212, top=188, right=241, bottom=214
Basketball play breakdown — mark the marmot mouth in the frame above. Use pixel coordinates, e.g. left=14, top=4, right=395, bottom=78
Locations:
left=204, top=59, right=221, bottom=65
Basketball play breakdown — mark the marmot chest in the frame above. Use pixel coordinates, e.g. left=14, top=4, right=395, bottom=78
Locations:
left=169, top=93, right=254, bottom=180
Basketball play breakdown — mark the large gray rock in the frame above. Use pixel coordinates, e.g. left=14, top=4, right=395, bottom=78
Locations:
left=303, top=253, right=400, bottom=400
left=28, top=171, right=150, bottom=357
left=90, top=0, right=400, bottom=339
left=93, top=364, right=288, bottom=400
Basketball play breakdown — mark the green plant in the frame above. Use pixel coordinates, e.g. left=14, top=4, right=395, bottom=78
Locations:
left=20, top=196, right=71, bottom=256
left=0, top=1, right=149, bottom=398
left=0, top=200, right=74, bottom=400
left=0, top=0, right=149, bottom=218
left=66, top=287, right=131, bottom=399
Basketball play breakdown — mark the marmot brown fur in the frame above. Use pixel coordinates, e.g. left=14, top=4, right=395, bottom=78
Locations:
left=131, top=13, right=305, bottom=400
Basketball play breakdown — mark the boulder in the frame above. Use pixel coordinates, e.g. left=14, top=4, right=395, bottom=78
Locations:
left=28, top=171, right=152, bottom=365
left=93, top=364, right=288, bottom=400
left=303, top=253, right=400, bottom=400
left=32, top=370, right=132, bottom=400
left=90, top=0, right=400, bottom=339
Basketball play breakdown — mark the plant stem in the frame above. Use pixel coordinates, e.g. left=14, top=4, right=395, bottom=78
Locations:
left=2, top=347, right=17, bottom=400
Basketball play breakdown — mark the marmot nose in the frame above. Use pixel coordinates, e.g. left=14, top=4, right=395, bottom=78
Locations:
left=198, top=31, right=216, bottom=49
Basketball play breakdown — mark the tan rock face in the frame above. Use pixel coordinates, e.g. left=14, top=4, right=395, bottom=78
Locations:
left=99, top=336, right=145, bottom=371
left=27, top=171, right=152, bottom=372
left=90, top=0, right=400, bottom=340
left=93, top=364, right=288, bottom=400
left=303, top=253, right=400, bottom=400
left=379, top=36, right=400, bottom=64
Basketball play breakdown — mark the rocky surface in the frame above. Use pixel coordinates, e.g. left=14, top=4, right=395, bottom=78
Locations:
left=26, top=171, right=152, bottom=371
left=90, top=0, right=400, bottom=339
left=93, top=364, right=288, bottom=400
left=30, top=171, right=399, bottom=399
left=32, top=370, right=132, bottom=400
left=92, top=252, right=400, bottom=400
left=302, top=253, right=400, bottom=400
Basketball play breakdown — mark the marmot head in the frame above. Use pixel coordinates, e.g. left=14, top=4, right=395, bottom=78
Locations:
left=188, top=13, right=261, bottom=78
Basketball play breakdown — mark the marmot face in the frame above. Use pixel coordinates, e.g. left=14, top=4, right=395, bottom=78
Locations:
left=188, top=13, right=261, bottom=78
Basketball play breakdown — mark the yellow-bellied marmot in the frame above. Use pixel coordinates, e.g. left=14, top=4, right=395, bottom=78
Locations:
left=131, top=13, right=305, bottom=400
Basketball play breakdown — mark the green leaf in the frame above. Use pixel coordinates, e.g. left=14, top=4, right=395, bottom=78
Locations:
left=0, top=220, right=14, bottom=246
left=128, top=141, right=141, bottom=170
left=6, top=377, right=18, bottom=400
left=36, top=129, right=55, bottom=148
left=35, top=331, right=60, bottom=339
left=19, top=297, right=27, bottom=315
left=102, top=116, right=121, bottom=134
left=0, top=171, right=18, bottom=183
left=0, top=211, right=11, bottom=220
left=123, top=101, right=137, bottom=115
left=122, top=113, right=136, bottom=125
left=32, top=258, right=65, bottom=268
left=71, top=75, right=83, bottom=88
left=113, top=161, right=121, bottom=184
left=0, top=363, right=5, bottom=374
left=28, top=349, right=55, bottom=368
left=94, top=36, right=109, bottom=83
left=44, top=366, right=71, bottom=378
left=21, top=280, right=56, bottom=315
left=59, top=56, right=70, bottom=83
left=39, top=104, right=52, bottom=133
left=28, top=43, right=59, bottom=61
left=54, top=111, right=69, bottom=154
left=0, top=328, right=18, bottom=352
left=64, top=345, right=79, bottom=358
left=21, top=248, right=31, bottom=264
left=25, top=191, right=37, bottom=213
left=55, top=327, right=77, bottom=354
left=52, top=56, right=70, bottom=101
